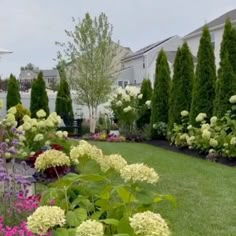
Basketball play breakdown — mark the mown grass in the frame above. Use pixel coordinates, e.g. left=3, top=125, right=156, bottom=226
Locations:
left=92, top=141, right=236, bottom=236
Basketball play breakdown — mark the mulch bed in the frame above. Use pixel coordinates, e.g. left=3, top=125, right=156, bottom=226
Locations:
left=147, top=139, right=236, bottom=167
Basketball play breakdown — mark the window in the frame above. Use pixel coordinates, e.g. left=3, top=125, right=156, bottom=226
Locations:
left=118, top=81, right=123, bottom=87
left=118, top=80, right=129, bottom=88
left=143, top=57, right=146, bottom=68
left=210, top=32, right=215, bottom=50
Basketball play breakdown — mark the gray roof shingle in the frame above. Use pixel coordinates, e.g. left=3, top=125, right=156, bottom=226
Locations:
left=185, top=9, right=236, bottom=38
left=122, top=36, right=174, bottom=61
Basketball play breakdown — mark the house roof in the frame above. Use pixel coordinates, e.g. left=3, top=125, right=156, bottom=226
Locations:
left=42, top=69, right=59, bottom=78
left=185, top=9, right=236, bottom=38
left=0, top=48, right=12, bottom=55
left=122, top=36, right=174, bottom=61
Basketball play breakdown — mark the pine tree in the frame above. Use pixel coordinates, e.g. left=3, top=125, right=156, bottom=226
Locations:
left=168, top=43, right=194, bottom=129
left=55, top=67, right=74, bottom=125
left=151, top=50, right=171, bottom=137
left=6, top=74, right=21, bottom=110
left=190, top=26, right=216, bottom=123
left=30, top=71, right=49, bottom=117
left=136, top=78, right=152, bottom=129
left=215, top=52, right=236, bottom=117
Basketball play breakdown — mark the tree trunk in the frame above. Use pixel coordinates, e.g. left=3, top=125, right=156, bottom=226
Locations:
left=89, top=107, right=96, bottom=133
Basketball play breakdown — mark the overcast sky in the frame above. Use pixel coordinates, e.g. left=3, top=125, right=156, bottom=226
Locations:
left=0, top=0, right=235, bottom=78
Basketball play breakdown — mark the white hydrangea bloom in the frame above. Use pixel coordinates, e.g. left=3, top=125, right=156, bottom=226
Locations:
left=145, top=100, right=151, bottom=107
left=8, top=107, right=17, bottom=115
left=123, top=106, right=132, bottom=113
left=210, top=116, right=217, bottom=125
left=120, top=163, right=159, bottom=184
left=180, top=110, right=189, bottom=117
left=187, top=125, right=192, bottom=130
left=56, top=131, right=64, bottom=138
left=180, top=133, right=189, bottom=141
left=209, top=138, right=218, bottom=148
left=129, top=211, right=170, bottom=236
left=123, top=94, right=131, bottom=102
left=202, top=129, right=211, bottom=140
left=187, top=136, right=195, bottom=146
left=36, top=109, right=47, bottom=118
left=196, top=113, right=207, bottom=122
left=33, top=134, right=44, bottom=142
left=76, top=220, right=104, bottom=236
left=23, top=122, right=32, bottom=131
left=229, top=95, right=236, bottom=104
left=138, top=94, right=143, bottom=99
left=230, top=137, right=236, bottom=145
left=116, top=100, right=122, bottom=107
left=201, top=123, right=210, bottom=131
left=23, top=115, right=31, bottom=123
left=27, top=206, right=66, bottom=235
left=104, top=154, right=127, bottom=172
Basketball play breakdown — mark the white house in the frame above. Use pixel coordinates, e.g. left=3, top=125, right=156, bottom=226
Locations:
left=117, top=36, right=183, bottom=86
left=184, top=9, right=236, bottom=68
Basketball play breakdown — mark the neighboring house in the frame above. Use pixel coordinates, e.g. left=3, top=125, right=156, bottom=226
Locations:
left=66, top=42, right=133, bottom=86
left=117, top=36, right=183, bottom=87
left=184, top=9, right=236, bottom=68
left=19, top=69, right=60, bottom=90
left=42, top=69, right=60, bottom=89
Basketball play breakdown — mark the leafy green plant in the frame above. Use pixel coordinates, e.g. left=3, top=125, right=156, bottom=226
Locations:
left=40, top=141, right=174, bottom=235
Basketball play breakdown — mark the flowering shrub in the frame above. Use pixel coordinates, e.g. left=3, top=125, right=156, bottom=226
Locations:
left=170, top=95, right=236, bottom=158
left=35, top=150, right=70, bottom=172
left=27, top=206, right=66, bottom=235
left=110, top=86, right=152, bottom=134
left=38, top=140, right=172, bottom=235
left=129, top=211, right=170, bottom=236
left=76, top=220, right=104, bottom=236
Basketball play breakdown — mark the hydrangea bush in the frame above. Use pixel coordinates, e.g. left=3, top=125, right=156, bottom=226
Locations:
left=171, top=95, right=236, bottom=158
left=36, top=140, right=172, bottom=235
left=110, top=86, right=151, bottom=135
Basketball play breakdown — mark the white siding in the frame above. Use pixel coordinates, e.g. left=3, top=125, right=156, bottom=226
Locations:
left=185, top=28, right=224, bottom=69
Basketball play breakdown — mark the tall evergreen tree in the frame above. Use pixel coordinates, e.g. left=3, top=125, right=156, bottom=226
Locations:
left=168, top=43, right=194, bottom=129
left=190, top=26, right=216, bottom=123
left=215, top=52, right=236, bottom=117
left=136, top=78, right=152, bottom=129
left=30, top=71, right=49, bottom=117
left=55, top=67, right=74, bottom=125
left=229, top=28, right=236, bottom=73
left=6, top=74, right=21, bottom=110
left=214, top=19, right=236, bottom=116
left=151, top=50, right=171, bottom=137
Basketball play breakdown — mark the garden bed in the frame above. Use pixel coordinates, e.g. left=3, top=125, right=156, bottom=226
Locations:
left=147, top=139, right=236, bottom=167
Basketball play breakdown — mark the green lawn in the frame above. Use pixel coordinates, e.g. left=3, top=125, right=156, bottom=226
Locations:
left=92, top=141, right=236, bottom=236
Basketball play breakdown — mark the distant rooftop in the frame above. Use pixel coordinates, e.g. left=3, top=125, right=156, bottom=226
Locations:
left=122, top=36, right=174, bottom=61
left=185, top=9, right=236, bottom=38
left=0, top=48, right=12, bottom=55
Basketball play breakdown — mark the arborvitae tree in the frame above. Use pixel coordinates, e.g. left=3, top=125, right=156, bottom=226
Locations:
left=55, top=67, right=74, bottom=125
left=136, top=78, right=152, bottom=129
left=168, top=43, right=194, bottom=129
left=6, top=74, right=21, bottom=110
left=30, top=71, right=49, bottom=117
left=214, top=52, right=236, bottom=117
left=229, top=28, right=236, bottom=73
left=151, top=50, right=171, bottom=137
left=214, top=19, right=236, bottom=115
left=190, top=26, right=216, bottom=123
